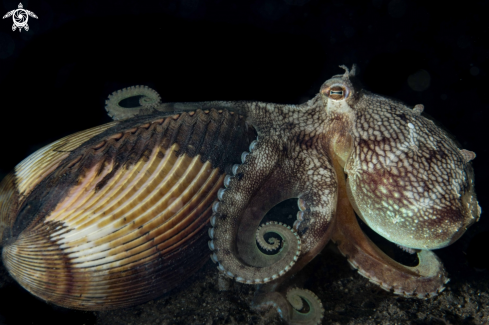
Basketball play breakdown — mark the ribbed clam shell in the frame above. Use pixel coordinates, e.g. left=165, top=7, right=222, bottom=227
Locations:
left=15, top=121, right=119, bottom=198
left=0, top=121, right=118, bottom=234
left=0, top=108, right=254, bottom=310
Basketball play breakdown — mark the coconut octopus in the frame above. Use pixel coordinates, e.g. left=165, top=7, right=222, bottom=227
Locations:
left=0, top=65, right=480, bottom=324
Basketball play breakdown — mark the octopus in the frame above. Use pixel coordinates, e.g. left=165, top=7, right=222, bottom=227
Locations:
left=0, top=65, right=480, bottom=324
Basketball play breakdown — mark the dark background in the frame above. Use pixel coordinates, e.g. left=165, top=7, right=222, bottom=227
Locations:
left=0, top=0, right=487, bottom=324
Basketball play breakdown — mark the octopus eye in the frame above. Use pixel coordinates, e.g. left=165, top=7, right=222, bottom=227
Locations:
left=325, top=84, right=350, bottom=100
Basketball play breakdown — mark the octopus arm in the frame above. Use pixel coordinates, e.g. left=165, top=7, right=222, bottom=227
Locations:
left=209, top=138, right=303, bottom=284
left=254, top=289, right=324, bottom=325
left=105, top=85, right=250, bottom=121
left=105, top=85, right=162, bottom=120
left=291, top=152, right=338, bottom=259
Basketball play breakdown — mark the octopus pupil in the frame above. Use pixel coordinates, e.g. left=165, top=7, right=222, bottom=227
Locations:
left=237, top=172, right=244, bottom=180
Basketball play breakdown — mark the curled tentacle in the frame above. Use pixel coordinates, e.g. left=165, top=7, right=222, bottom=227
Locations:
left=209, top=130, right=337, bottom=297
left=286, top=288, right=324, bottom=325
left=254, top=289, right=324, bottom=325
left=105, top=85, right=162, bottom=120
left=209, top=133, right=338, bottom=285
left=210, top=207, right=302, bottom=283
left=209, top=139, right=303, bottom=284
left=256, top=222, right=286, bottom=252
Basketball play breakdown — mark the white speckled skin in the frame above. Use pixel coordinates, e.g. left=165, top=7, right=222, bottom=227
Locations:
left=210, top=99, right=339, bottom=284
left=321, top=68, right=480, bottom=250
left=207, top=65, right=479, bottom=321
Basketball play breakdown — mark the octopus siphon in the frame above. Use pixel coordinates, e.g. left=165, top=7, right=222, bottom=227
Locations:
left=0, top=65, right=480, bottom=324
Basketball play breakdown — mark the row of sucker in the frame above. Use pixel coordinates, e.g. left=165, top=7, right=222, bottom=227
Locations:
left=286, top=288, right=325, bottom=325
left=105, top=85, right=162, bottom=121
left=208, top=138, right=303, bottom=284
left=254, top=289, right=324, bottom=325
left=341, top=245, right=449, bottom=299
left=293, top=198, right=308, bottom=231
left=256, top=222, right=282, bottom=251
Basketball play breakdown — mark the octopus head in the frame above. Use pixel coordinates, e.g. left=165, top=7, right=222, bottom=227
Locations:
left=321, top=65, right=481, bottom=251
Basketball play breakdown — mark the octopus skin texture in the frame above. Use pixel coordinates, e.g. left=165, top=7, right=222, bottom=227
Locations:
left=0, top=65, right=480, bottom=325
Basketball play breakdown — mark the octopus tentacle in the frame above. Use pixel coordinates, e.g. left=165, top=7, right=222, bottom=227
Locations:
left=209, top=139, right=302, bottom=284
left=254, top=289, right=324, bottom=325
left=105, top=85, right=255, bottom=123
left=332, top=158, right=449, bottom=298
left=286, top=288, right=324, bottom=324
left=105, top=85, right=162, bottom=120
left=256, top=222, right=286, bottom=252
left=341, top=239, right=449, bottom=298
left=289, top=153, right=338, bottom=258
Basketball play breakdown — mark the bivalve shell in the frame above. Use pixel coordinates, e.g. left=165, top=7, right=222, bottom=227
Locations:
left=0, top=108, right=254, bottom=310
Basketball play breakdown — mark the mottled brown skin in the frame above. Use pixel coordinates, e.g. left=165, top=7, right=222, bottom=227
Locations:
left=342, top=88, right=478, bottom=250
left=0, top=66, right=480, bottom=324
